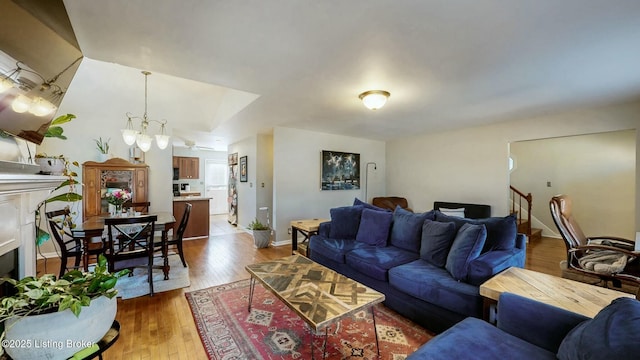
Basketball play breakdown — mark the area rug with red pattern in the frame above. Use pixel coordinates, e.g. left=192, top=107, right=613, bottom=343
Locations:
left=186, top=279, right=433, bottom=359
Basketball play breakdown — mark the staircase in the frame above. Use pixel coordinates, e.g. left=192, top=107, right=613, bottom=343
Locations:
left=510, top=185, right=542, bottom=242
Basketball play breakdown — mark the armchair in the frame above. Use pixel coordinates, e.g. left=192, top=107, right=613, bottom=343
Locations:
left=549, top=194, right=640, bottom=298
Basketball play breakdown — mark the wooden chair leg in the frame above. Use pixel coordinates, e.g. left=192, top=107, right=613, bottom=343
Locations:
left=59, top=254, right=68, bottom=278
left=177, top=243, right=187, bottom=267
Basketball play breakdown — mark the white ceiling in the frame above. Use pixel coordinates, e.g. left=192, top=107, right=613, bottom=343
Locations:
left=62, top=0, right=640, bottom=149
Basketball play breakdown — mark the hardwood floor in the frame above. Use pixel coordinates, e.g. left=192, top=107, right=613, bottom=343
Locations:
left=36, top=219, right=566, bottom=359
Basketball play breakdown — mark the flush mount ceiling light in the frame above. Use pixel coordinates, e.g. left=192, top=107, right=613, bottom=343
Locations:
left=359, top=90, right=390, bottom=110
left=121, top=71, right=170, bottom=152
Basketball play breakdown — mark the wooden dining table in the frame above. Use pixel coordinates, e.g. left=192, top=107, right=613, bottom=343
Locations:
left=71, top=211, right=176, bottom=280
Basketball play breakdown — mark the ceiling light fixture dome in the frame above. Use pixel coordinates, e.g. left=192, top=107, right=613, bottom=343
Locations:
left=359, top=90, right=390, bottom=110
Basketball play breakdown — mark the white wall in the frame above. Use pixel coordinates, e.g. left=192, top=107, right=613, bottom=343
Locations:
left=256, top=134, right=274, bottom=227
left=387, top=99, right=640, bottom=237
left=510, top=130, right=635, bottom=238
left=37, top=58, right=174, bottom=221
left=228, top=136, right=258, bottom=229
left=273, top=127, right=386, bottom=243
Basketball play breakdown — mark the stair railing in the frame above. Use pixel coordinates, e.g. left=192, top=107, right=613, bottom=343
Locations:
left=510, top=185, right=532, bottom=238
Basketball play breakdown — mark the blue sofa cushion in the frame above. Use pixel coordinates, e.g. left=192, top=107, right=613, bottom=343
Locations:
left=353, top=197, right=391, bottom=212
left=406, top=317, right=557, bottom=360
left=329, top=205, right=363, bottom=239
left=390, top=207, right=436, bottom=253
left=389, top=260, right=482, bottom=317
left=557, top=297, right=640, bottom=360
left=445, top=223, right=487, bottom=281
left=308, top=236, right=369, bottom=264
left=356, top=208, right=393, bottom=246
left=345, top=246, right=419, bottom=281
left=435, top=212, right=517, bottom=252
left=420, top=219, right=457, bottom=267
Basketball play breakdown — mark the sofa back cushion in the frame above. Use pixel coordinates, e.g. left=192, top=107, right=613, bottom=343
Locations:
left=420, top=219, right=457, bottom=267
left=445, top=223, right=487, bottom=281
left=329, top=205, right=364, bottom=239
left=353, top=197, right=391, bottom=212
left=356, top=208, right=393, bottom=246
left=390, top=207, right=436, bottom=252
left=557, top=297, right=640, bottom=360
left=435, top=212, right=517, bottom=252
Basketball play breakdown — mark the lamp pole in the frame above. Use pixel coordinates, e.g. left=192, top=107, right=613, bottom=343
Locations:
left=365, top=162, right=377, bottom=203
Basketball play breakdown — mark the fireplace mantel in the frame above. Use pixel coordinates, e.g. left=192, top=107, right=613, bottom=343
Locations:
left=0, top=174, right=66, bottom=278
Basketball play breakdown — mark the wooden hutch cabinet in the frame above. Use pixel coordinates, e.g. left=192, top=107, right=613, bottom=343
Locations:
left=82, top=158, right=149, bottom=219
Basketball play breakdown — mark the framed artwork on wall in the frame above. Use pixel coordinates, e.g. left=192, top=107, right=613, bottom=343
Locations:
left=240, top=156, right=247, bottom=182
left=321, top=150, right=360, bottom=190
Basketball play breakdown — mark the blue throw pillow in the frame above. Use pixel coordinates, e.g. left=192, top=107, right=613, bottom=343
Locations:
left=445, top=223, right=487, bottom=281
left=353, top=197, right=391, bottom=212
left=435, top=212, right=517, bottom=252
left=328, top=205, right=364, bottom=239
left=420, top=219, right=457, bottom=267
left=557, top=297, right=640, bottom=360
left=355, top=208, right=393, bottom=246
left=389, top=207, right=436, bottom=253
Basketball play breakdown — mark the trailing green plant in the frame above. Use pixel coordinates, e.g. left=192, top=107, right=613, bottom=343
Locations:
left=0, top=255, right=129, bottom=322
left=247, top=218, right=270, bottom=230
left=94, top=137, right=110, bottom=154
left=44, top=114, right=75, bottom=140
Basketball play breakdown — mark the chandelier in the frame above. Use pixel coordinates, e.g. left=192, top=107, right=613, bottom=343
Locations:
left=0, top=57, right=82, bottom=117
left=121, top=71, right=169, bottom=152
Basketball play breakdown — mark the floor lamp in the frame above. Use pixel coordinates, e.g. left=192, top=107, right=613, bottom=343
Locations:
left=364, top=162, right=377, bottom=203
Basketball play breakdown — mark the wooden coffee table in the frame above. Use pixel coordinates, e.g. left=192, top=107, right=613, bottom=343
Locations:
left=245, top=255, right=385, bottom=358
left=480, top=267, right=634, bottom=322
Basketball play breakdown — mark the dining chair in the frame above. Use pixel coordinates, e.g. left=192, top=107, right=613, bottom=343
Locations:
left=155, top=203, right=191, bottom=267
left=104, top=215, right=158, bottom=296
left=123, top=201, right=150, bottom=213
left=46, top=208, right=104, bottom=278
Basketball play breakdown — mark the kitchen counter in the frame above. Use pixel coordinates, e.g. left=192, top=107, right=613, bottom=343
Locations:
left=173, top=196, right=211, bottom=201
left=173, top=197, right=211, bottom=239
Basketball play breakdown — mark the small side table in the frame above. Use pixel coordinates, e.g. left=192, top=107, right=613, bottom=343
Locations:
left=290, top=218, right=329, bottom=256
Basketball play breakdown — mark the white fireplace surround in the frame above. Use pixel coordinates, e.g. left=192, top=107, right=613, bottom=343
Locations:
left=0, top=174, right=66, bottom=278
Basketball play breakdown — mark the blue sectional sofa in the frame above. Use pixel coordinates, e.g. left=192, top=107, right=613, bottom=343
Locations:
left=407, top=292, right=640, bottom=359
left=308, top=201, right=526, bottom=332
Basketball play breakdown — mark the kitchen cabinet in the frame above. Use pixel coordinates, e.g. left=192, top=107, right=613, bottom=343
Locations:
left=82, top=158, right=149, bottom=219
left=173, top=156, right=199, bottom=179
left=173, top=198, right=210, bottom=238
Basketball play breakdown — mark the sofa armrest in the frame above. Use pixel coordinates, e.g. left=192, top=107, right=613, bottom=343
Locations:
left=467, top=248, right=526, bottom=286
left=497, top=292, right=589, bottom=353
left=318, top=221, right=331, bottom=237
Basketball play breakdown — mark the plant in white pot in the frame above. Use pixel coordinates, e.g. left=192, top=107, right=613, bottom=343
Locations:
left=0, top=255, right=129, bottom=360
left=248, top=218, right=271, bottom=248
left=94, top=137, right=110, bottom=162
left=33, top=114, right=76, bottom=175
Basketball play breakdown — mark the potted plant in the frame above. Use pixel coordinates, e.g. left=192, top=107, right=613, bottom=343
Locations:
left=0, top=255, right=129, bottom=360
left=94, top=137, right=110, bottom=162
left=248, top=218, right=271, bottom=248
left=33, top=114, right=76, bottom=175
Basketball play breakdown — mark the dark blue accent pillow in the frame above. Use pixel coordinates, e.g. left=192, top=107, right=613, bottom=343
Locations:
left=355, top=208, right=393, bottom=246
left=445, top=223, right=487, bottom=281
left=329, top=205, right=364, bottom=239
left=420, top=219, right=457, bottom=267
left=353, top=197, right=391, bottom=212
left=435, top=212, right=517, bottom=252
left=389, top=206, right=436, bottom=253
left=557, top=297, right=640, bottom=360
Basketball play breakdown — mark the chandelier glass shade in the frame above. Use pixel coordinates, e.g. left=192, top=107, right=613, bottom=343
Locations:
left=121, top=71, right=170, bottom=152
left=359, top=90, right=390, bottom=110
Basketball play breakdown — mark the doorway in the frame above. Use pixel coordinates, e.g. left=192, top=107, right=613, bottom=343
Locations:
left=204, top=159, right=228, bottom=215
